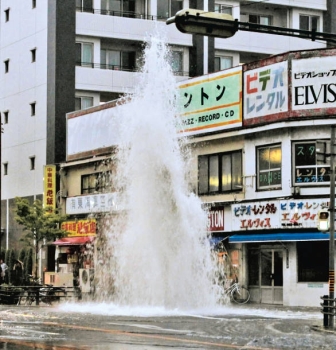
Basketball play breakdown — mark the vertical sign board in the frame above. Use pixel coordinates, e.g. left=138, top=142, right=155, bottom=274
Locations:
left=176, top=66, right=242, bottom=136
left=291, top=55, right=336, bottom=116
left=243, top=61, right=288, bottom=126
left=43, top=165, right=56, bottom=210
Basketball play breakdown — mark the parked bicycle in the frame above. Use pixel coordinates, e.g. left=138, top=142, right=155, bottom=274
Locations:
left=17, top=275, right=67, bottom=306
left=224, top=278, right=250, bottom=304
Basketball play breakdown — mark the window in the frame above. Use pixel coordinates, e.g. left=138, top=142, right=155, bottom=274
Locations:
left=198, top=151, right=242, bottom=195
left=29, top=156, right=35, bottom=170
left=214, top=4, right=232, bottom=15
left=32, top=0, right=36, bottom=8
left=100, top=49, right=135, bottom=70
left=214, top=56, right=233, bottom=71
left=30, top=102, right=36, bottom=116
left=170, top=50, right=183, bottom=75
left=297, top=241, right=328, bottom=282
left=76, top=0, right=93, bottom=13
left=76, top=42, right=93, bottom=67
left=257, top=144, right=281, bottom=190
left=4, top=60, right=9, bottom=73
left=82, top=172, right=112, bottom=194
left=3, top=111, right=8, bottom=124
left=101, top=0, right=135, bottom=16
left=242, top=13, right=272, bottom=25
left=75, top=96, right=94, bottom=111
left=299, top=15, right=319, bottom=31
left=31, top=49, right=36, bottom=62
left=4, top=9, right=9, bottom=22
left=3, top=163, right=8, bottom=176
left=157, top=0, right=183, bottom=19
left=293, top=141, right=330, bottom=184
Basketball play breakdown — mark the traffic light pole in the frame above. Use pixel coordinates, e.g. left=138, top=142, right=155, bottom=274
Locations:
left=329, top=125, right=336, bottom=328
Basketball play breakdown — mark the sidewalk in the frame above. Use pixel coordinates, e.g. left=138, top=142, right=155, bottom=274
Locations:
left=242, top=302, right=336, bottom=335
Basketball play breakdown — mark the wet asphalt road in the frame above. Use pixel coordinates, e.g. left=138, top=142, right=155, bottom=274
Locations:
left=0, top=303, right=335, bottom=349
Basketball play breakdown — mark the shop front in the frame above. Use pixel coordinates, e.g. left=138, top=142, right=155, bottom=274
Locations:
left=229, top=199, right=332, bottom=307
left=45, top=220, right=96, bottom=292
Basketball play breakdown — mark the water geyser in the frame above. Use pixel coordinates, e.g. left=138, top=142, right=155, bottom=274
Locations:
left=94, top=32, right=221, bottom=312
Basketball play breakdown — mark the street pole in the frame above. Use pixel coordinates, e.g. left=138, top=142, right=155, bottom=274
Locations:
left=329, top=125, right=336, bottom=328
left=34, top=229, right=38, bottom=278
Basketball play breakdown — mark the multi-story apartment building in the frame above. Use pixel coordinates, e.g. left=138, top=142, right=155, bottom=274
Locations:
left=0, top=1, right=332, bottom=253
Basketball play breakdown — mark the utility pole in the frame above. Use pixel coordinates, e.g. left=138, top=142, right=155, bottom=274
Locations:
left=329, top=126, right=336, bottom=328
left=0, top=122, right=2, bottom=260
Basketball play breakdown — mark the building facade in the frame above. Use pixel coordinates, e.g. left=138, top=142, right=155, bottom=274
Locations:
left=0, top=1, right=333, bottom=267
left=58, top=46, right=336, bottom=307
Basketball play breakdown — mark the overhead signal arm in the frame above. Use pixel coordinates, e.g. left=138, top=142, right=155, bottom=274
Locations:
left=167, top=9, right=336, bottom=45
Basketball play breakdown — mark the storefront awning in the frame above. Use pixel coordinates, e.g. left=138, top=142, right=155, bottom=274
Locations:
left=229, top=232, right=333, bottom=243
left=209, top=236, right=229, bottom=247
left=52, top=236, right=95, bottom=246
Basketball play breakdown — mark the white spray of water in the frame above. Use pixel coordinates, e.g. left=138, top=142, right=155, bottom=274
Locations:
left=92, top=32, right=221, bottom=311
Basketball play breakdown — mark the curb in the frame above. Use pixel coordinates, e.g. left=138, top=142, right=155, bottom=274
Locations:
left=311, top=325, right=336, bottom=334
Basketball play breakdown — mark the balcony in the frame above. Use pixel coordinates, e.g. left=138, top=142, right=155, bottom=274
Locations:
left=75, top=64, right=189, bottom=93
left=76, top=10, right=192, bottom=46
left=238, top=0, right=326, bottom=11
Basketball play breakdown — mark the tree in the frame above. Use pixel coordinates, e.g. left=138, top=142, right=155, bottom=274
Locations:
left=14, top=197, right=68, bottom=278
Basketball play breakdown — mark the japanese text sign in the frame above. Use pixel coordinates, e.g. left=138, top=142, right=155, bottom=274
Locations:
left=66, top=192, right=122, bottom=215
left=177, top=67, right=242, bottom=135
left=231, top=199, right=329, bottom=231
left=244, top=61, right=288, bottom=120
left=61, top=219, right=96, bottom=237
left=292, top=56, right=336, bottom=112
left=43, top=165, right=56, bottom=210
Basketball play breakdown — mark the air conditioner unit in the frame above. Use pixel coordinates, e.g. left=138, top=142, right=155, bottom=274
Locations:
left=79, top=268, right=93, bottom=293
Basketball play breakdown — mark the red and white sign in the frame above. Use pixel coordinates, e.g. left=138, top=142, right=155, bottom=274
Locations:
left=207, top=207, right=224, bottom=231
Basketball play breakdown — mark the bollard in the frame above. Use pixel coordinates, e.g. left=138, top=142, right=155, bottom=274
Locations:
left=323, top=295, right=329, bottom=328
left=35, top=288, right=39, bottom=306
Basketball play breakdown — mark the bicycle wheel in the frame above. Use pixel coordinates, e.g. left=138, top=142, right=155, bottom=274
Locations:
left=18, top=290, right=33, bottom=305
left=231, top=286, right=250, bottom=304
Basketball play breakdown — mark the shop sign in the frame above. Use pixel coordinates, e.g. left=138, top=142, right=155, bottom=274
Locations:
left=43, top=165, right=56, bottom=210
left=66, top=192, right=122, bottom=215
left=244, top=61, right=288, bottom=120
left=292, top=56, right=336, bottom=111
left=231, top=199, right=329, bottom=230
left=177, top=66, right=242, bottom=135
left=207, top=207, right=224, bottom=231
left=61, top=219, right=96, bottom=236
left=232, top=201, right=278, bottom=230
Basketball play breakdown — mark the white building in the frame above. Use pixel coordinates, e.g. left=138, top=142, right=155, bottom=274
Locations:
left=0, top=1, right=332, bottom=255
left=59, top=45, right=336, bottom=307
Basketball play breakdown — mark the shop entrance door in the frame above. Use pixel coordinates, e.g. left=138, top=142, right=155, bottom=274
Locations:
left=260, top=249, right=283, bottom=304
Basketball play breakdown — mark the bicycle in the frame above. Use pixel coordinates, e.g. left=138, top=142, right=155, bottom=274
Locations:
left=17, top=275, right=67, bottom=306
left=224, top=280, right=250, bottom=304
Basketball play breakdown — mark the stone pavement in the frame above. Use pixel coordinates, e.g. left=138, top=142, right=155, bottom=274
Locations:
left=242, top=301, right=336, bottom=335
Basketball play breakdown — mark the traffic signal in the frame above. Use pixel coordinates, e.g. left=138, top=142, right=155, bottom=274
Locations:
left=166, top=9, right=237, bottom=38
left=317, top=210, right=330, bottom=232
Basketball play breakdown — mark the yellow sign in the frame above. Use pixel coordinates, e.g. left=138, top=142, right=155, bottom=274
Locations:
left=61, top=219, right=97, bottom=237
left=43, top=165, right=56, bottom=209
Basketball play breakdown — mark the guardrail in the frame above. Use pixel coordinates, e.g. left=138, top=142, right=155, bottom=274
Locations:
left=76, top=7, right=167, bottom=21
left=320, top=295, right=336, bottom=328
left=0, top=285, right=81, bottom=305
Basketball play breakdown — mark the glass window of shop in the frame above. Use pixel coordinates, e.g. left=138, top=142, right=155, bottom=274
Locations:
left=257, top=144, right=281, bottom=190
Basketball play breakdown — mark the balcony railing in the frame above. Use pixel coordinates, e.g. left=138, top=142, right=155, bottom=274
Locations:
left=76, top=62, right=189, bottom=77
left=76, top=7, right=168, bottom=21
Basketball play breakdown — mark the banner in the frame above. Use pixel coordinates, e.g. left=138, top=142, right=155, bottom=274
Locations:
left=43, top=165, right=56, bottom=210
left=61, top=219, right=96, bottom=237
